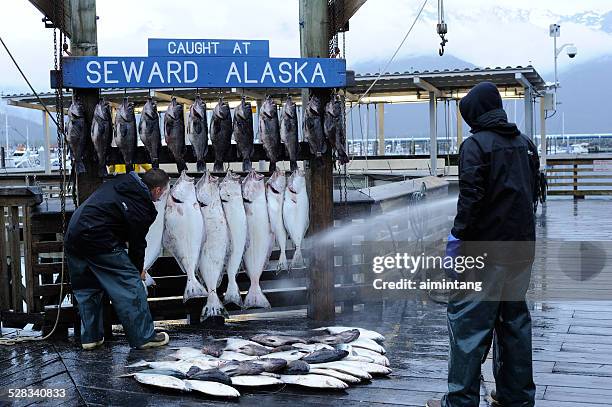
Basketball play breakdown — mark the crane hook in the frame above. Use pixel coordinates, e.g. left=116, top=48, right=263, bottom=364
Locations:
left=437, top=22, right=448, bottom=56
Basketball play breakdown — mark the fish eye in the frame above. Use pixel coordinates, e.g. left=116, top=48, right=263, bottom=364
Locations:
left=171, top=196, right=183, bottom=204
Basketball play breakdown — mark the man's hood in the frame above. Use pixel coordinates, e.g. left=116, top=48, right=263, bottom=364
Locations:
left=459, top=82, right=520, bottom=137
left=113, top=173, right=151, bottom=201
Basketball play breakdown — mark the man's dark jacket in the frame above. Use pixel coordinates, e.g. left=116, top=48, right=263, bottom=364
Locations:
left=65, top=174, right=157, bottom=271
left=451, top=82, right=539, bottom=263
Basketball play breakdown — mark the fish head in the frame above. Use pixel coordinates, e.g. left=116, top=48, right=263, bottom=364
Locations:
left=166, top=98, right=184, bottom=120
left=192, top=96, right=206, bottom=119
left=168, top=171, right=197, bottom=207
left=241, top=170, right=265, bottom=203
left=143, top=98, right=159, bottom=120
left=213, top=100, right=229, bottom=120
left=308, top=95, right=321, bottom=115
left=283, top=97, right=297, bottom=118
left=196, top=172, right=221, bottom=207
left=325, top=99, right=341, bottom=117
left=266, top=169, right=286, bottom=195
left=262, top=97, right=277, bottom=118
left=68, top=100, right=85, bottom=119
left=236, top=98, right=252, bottom=121
left=287, top=169, right=306, bottom=194
left=219, top=170, right=241, bottom=203
left=118, top=99, right=135, bottom=120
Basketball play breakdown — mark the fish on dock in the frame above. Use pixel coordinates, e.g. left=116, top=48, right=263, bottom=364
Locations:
left=279, top=374, right=348, bottom=389
left=251, top=334, right=307, bottom=347
left=188, top=95, right=209, bottom=172
left=90, top=98, right=112, bottom=176
left=210, top=99, right=233, bottom=172
left=133, top=373, right=188, bottom=391
left=220, top=360, right=265, bottom=377
left=114, top=97, right=138, bottom=172
left=251, top=358, right=287, bottom=373
left=280, top=96, right=299, bottom=171
left=234, top=97, right=254, bottom=171
left=308, top=362, right=371, bottom=380
left=242, top=170, right=274, bottom=308
left=308, top=368, right=361, bottom=384
left=219, top=171, right=247, bottom=306
left=259, top=95, right=282, bottom=172
left=266, top=169, right=288, bottom=271
left=164, top=97, right=187, bottom=172
left=283, top=169, right=310, bottom=269
left=230, top=375, right=283, bottom=387
left=186, top=366, right=232, bottom=385
left=184, top=380, right=240, bottom=398
left=313, top=326, right=386, bottom=342
left=66, top=98, right=87, bottom=174
left=308, top=329, right=360, bottom=345
left=138, top=97, right=162, bottom=168
left=282, top=359, right=310, bottom=375
left=196, top=172, right=229, bottom=318
left=162, top=171, right=206, bottom=302
left=302, top=348, right=349, bottom=364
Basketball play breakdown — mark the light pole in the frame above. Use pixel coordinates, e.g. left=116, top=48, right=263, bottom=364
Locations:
left=550, top=23, right=577, bottom=90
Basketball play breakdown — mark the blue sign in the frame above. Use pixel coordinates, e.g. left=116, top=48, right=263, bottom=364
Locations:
left=148, top=38, right=270, bottom=57
left=61, top=56, right=346, bottom=88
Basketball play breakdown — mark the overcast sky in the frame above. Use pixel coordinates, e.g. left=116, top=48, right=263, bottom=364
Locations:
left=1, top=0, right=611, bottom=94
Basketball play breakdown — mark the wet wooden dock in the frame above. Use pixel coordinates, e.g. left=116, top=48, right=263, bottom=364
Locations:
left=2, top=198, right=612, bottom=406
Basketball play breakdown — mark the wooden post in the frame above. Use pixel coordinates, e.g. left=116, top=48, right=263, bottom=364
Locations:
left=377, top=103, right=385, bottom=155
left=9, top=206, right=23, bottom=312
left=23, top=206, right=37, bottom=312
left=70, top=0, right=101, bottom=203
left=43, top=111, right=51, bottom=174
left=0, top=206, right=9, bottom=310
left=300, top=0, right=335, bottom=321
left=540, top=97, right=547, bottom=169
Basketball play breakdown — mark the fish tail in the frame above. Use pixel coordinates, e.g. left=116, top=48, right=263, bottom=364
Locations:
left=277, top=250, right=288, bottom=273
left=125, top=163, right=134, bottom=173
left=243, top=284, right=271, bottom=309
left=269, top=161, right=276, bottom=172
left=183, top=276, right=207, bottom=303
left=98, top=164, right=108, bottom=177
left=242, top=160, right=252, bottom=172
left=76, top=160, right=86, bottom=174
left=224, top=279, right=243, bottom=307
left=201, top=291, right=226, bottom=320
left=152, top=159, right=159, bottom=169
left=291, top=246, right=304, bottom=269
left=290, top=161, right=298, bottom=171
left=177, top=160, right=188, bottom=173
left=213, top=161, right=224, bottom=172
left=196, top=160, right=206, bottom=172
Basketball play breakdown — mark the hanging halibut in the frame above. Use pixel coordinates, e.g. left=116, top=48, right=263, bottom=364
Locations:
left=143, top=185, right=169, bottom=273
left=90, top=98, right=112, bottom=176
left=164, top=97, right=187, bottom=172
left=266, top=169, right=288, bottom=271
left=139, top=97, right=162, bottom=168
left=210, top=99, right=233, bottom=172
left=219, top=171, right=247, bottom=306
left=280, top=96, right=299, bottom=171
left=188, top=95, right=208, bottom=172
left=242, top=170, right=274, bottom=308
left=283, top=170, right=309, bottom=269
left=196, top=172, right=229, bottom=318
left=114, top=97, right=138, bottom=172
left=163, top=171, right=206, bottom=302
left=66, top=98, right=87, bottom=174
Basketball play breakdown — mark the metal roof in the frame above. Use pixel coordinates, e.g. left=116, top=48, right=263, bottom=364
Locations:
left=2, top=65, right=547, bottom=109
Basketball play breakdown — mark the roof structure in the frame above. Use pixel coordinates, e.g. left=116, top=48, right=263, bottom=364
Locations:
left=2, top=65, right=547, bottom=110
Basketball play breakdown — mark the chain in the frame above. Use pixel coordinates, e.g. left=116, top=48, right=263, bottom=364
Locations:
left=53, top=0, right=67, bottom=236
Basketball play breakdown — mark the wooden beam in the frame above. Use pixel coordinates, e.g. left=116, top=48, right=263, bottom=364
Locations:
left=300, top=0, right=335, bottom=321
left=231, top=88, right=267, bottom=101
left=377, top=103, right=385, bottom=155
left=7, top=100, right=66, bottom=114
left=28, top=0, right=72, bottom=37
left=153, top=91, right=194, bottom=106
left=70, top=0, right=101, bottom=203
left=336, top=0, right=367, bottom=30
left=414, top=77, right=447, bottom=98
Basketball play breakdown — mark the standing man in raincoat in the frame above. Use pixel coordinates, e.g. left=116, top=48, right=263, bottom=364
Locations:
left=427, top=82, right=540, bottom=407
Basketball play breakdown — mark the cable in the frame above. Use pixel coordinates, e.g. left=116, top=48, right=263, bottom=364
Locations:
left=349, top=0, right=429, bottom=110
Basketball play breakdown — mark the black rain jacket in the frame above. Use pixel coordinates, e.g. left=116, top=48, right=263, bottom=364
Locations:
left=451, top=82, right=539, bottom=264
left=65, top=173, right=157, bottom=271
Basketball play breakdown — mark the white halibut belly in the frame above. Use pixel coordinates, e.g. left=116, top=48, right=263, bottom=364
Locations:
left=244, top=197, right=273, bottom=276
left=199, top=205, right=229, bottom=292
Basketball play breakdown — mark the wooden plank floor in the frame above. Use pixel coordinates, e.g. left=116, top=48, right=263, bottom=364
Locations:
left=1, top=198, right=612, bottom=406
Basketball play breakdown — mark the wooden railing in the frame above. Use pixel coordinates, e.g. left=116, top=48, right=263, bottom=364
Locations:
left=546, top=157, right=612, bottom=198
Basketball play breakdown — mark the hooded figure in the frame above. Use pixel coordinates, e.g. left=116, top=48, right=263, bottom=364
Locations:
left=428, top=82, right=539, bottom=407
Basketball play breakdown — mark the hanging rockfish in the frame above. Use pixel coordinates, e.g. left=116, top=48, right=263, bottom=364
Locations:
left=139, top=97, right=162, bottom=168
left=114, top=97, right=138, bottom=172
left=163, top=171, right=206, bottom=302
left=304, top=95, right=326, bottom=159
left=259, top=96, right=281, bottom=172
left=188, top=95, right=208, bottom=172
left=266, top=170, right=288, bottom=271
left=234, top=97, right=254, bottom=172
left=196, top=172, right=229, bottom=318
left=219, top=171, right=247, bottom=306
left=210, top=99, right=233, bottom=172
left=324, top=96, right=349, bottom=165
left=66, top=98, right=87, bottom=174
left=242, top=170, right=274, bottom=308
left=90, top=98, right=112, bottom=176
left=280, top=96, right=299, bottom=171
left=283, top=169, right=309, bottom=269
left=165, top=97, right=187, bottom=172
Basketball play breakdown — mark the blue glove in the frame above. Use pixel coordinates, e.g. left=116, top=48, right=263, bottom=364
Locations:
left=445, top=232, right=461, bottom=279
